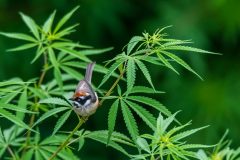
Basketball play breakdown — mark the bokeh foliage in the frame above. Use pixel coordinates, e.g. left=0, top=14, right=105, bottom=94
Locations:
left=0, top=0, right=240, bottom=159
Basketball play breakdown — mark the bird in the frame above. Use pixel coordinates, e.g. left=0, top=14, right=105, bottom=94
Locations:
left=70, top=62, right=99, bottom=117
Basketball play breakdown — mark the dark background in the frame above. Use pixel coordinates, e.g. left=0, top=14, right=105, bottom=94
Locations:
left=0, top=0, right=240, bottom=159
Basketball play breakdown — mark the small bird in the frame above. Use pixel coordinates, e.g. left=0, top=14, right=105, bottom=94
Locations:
left=70, top=62, right=99, bottom=117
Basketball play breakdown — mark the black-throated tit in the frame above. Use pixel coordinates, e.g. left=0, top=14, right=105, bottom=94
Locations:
left=70, top=62, right=99, bottom=117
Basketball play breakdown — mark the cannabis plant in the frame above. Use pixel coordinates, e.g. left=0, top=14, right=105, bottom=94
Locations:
left=0, top=6, right=238, bottom=160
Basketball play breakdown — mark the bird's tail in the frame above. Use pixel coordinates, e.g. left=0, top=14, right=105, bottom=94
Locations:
left=84, top=62, right=96, bottom=83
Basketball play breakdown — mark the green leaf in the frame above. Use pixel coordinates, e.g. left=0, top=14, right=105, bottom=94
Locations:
left=0, top=109, right=33, bottom=131
left=126, top=58, right=136, bottom=93
left=129, top=86, right=164, bottom=94
left=0, top=32, right=37, bottom=42
left=39, top=97, right=70, bottom=106
left=127, top=96, right=171, bottom=117
left=52, top=110, right=72, bottom=135
left=107, top=99, right=119, bottom=144
left=31, top=46, right=47, bottom=63
left=48, top=48, right=63, bottom=90
left=78, top=136, right=85, bottom=151
left=121, top=100, right=139, bottom=141
left=56, top=47, right=90, bottom=62
left=135, top=60, right=155, bottom=90
left=63, top=62, right=119, bottom=78
left=53, top=6, right=80, bottom=34
left=7, top=43, right=37, bottom=52
left=54, top=68, right=63, bottom=90
left=42, top=10, right=56, bottom=34
left=22, top=148, right=34, bottom=160
left=170, top=126, right=209, bottom=142
left=136, top=137, right=150, bottom=153
left=80, top=47, right=113, bottom=55
left=19, top=12, right=40, bottom=40
left=124, top=100, right=156, bottom=130
left=181, top=144, right=213, bottom=149
left=0, top=103, right=35, bottom=114
left=98, top=59, right=125, bottom=88
left=33, top=107, right=69, bottom=126
left=162, top=50, right=203, bottom=80
left=48, top=47, right=59, bottom=68
left=61, top=66, right=84, bottom=80
left=196, top=150, right=209, bottom=160
left=86, top=131, right=130, bottom=156
left=17, top=88, right=28, bottom=119
left=157, top=53, right=179, bottom=74
left=163, top=45, right=220, bottom=55
left=127, top=36, right=143, bottom=55
left=54, top=24, right=79, bottom=38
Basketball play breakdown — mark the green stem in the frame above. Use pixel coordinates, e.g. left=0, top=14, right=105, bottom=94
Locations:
left=99, top=69, right=125, bottom=105
left=21, top=52, right=48, bottom=158
left=48, top=116, right=85, bottom=160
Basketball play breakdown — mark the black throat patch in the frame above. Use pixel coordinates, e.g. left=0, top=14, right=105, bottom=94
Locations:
left=74, top=95, right=91, bottom=105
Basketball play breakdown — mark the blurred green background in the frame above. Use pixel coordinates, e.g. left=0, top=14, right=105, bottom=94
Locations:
left=0, top=0, right=240, bottom=159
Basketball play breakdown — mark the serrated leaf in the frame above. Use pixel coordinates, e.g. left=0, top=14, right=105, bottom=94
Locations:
left=52, top=110, right=72, bottom=135
left=127, top=96, right=171, bottom=117
left=31, top=46, right=47, bottom=63
left=162, top=50, right=203, bottom=80
left=20, top=12, right=40, bottom=40
left=39, top=97, right=70, bottom=106
left=7, top=43, right=37, bottom=52
left=17, top=88, right=28, bottom=119
left=107, top=99, right=119, bottom=144
left=196, top=150, right=209, bottom=160
left=0, top=103, right=35, bottom=114
left=181, top=144, right=213, bottom=149
left=0, top=109, right=33, bottom=131
left=0, top=32, right=37, bottom=42
left=63, top=62, right=119, bottom=78
left=170, top=126, right=209, bottom=142
left=127, top=36, right=143, bottom=55
left=135, top=60, right=155, bottom=90
left=54, top=24, right=79, bottom=38
left=42, top=10, right=56, bottom=34
left=78, top=136, right=85, bottom=151
left=56, top=47, right=90, bottom=62
left=48, top=47, right=58, bottom=68
left=163, top=45, right=220, bottom=55
left=53, top=6, right=80, bottom=34
left=54, top=68, right=63, bottom=90
left=80, top=47, right=113, bottom=55
left=86, top=131, right=130, bottom=156
left=126, top=58, right=136, bottom=94
left=121, top=100, right=139, bottom=141
left=136, top=137, right=150, bottom=153
left=124, top=100, right=156, bottom=130
left=129, top=86, right=164, bottom=94
left=161, top=40, right=192, bottom=47
left=61, top=66, right=84, bottom=80
left=98, top=59, right=125, bottom=88
left=157, top=53, right=179, bottom=74
left=33, top=107, right=69, bottom=127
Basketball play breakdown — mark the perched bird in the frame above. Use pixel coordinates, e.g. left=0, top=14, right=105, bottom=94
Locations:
left=70, top=62, right=99, bottom=117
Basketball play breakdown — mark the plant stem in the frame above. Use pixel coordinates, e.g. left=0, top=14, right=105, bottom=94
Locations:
left=38, top=52, right=48, bottom=87
left=7, top=146, right=16, bottom=160
left=22, top=52, right=48, bottom=158
left=48, top=116, right=85, bottom=160
left=99, top=69, right=125, bottom=105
